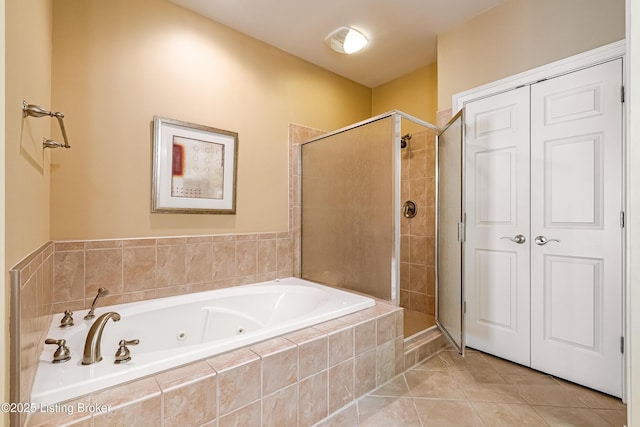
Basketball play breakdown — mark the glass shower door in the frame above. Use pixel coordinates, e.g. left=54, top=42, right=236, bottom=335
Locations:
left=436, top=110, right=465, bottom=354
left=300, top=115, right=397, bottom=301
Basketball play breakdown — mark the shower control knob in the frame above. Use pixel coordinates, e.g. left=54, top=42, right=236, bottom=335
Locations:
left=403, top=200, right=417, bottom=218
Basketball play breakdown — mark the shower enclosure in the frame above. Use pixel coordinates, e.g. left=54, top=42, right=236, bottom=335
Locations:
left=300, top=111, right=443, bottom=338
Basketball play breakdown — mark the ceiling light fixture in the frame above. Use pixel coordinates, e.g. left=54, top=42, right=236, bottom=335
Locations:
left=325, top=27, right=368, bottom=54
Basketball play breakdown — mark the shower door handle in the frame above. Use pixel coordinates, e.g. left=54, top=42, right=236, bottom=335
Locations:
left=534, top=235, right=560, bottom=245
left=500, top=234, right=526, bottom=244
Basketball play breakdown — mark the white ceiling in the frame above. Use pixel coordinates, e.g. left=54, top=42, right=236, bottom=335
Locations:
left=170, top=0, right=506, bottom=88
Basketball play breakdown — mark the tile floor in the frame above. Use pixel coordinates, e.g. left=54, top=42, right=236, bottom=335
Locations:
left=318, top=348, right=627, bottom=426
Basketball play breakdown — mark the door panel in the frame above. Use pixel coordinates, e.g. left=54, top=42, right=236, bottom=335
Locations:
left=545, top=135, right=602, bottom=227
left=475, top=250, right=518, bottom=331
left=464, top=86, right=531, bottom=366
left=530, top=59, right=623, bottom=397
left=544, top=255, right=603, bottom=349
left=475, top=148, right=517, bottom=225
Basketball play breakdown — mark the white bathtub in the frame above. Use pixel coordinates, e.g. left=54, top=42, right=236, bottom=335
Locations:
left=31, top=277, right=375, bottom=405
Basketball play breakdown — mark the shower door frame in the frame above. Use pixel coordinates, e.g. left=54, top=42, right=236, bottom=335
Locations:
left=435, top=109, right=466, bottom=355
left=299, top=110, right=438, bottom=305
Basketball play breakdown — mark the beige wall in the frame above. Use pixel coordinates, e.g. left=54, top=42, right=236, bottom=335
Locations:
left=1, top=0, right=5, bottom=421
left=437, top=0, right=625, bottom=110
left=5, top=0, right=52, bottom=276
left=50, top=0, right=371, bottom=241
left=4, top=1, right=53, bottom=424
left=371, top=63, right=438, bottom=124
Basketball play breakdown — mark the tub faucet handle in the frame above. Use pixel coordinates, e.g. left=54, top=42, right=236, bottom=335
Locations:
left=45, top=338, right=71, bottom=363
left=60, top=310, right=74, bottom=328
left=114, top=339, right=140, bottom=364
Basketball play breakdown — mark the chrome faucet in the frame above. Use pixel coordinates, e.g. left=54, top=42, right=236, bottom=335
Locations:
left=84, top=287, right=109, bottom=320
left=82, top=311, right=120, bottom=365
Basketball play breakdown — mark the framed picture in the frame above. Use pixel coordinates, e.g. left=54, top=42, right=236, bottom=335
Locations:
left=152, top=116, right=238, bottom=214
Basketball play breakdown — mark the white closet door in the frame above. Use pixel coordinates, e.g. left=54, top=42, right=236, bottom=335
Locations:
left=464, top=86, right=531, bottom=366
left=530, top=59, right=623, bottom=397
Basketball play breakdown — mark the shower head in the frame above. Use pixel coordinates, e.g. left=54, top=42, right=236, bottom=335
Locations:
left=400, top=133, right=412, bottom=149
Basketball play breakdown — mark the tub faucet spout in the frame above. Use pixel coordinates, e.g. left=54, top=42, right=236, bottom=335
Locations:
left=82, top=311, right=120, bottom=365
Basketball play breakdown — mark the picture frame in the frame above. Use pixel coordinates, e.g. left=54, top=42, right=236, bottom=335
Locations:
left=152, top=116, right=238, bottom=214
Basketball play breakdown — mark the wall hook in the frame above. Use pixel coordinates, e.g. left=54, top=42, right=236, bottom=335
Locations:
left=22, top=100, right=71, bottom=149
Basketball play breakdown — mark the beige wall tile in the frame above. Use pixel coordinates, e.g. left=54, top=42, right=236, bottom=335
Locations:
left=376, top=313, right=398, bottom=345
left=123, top=246, right=155, bottom=292
left=328, top=359, right=354, bottom=413
left=251, top=338, right=298, bottom=395
left=53, top=250, right=85, bottom=302
left=376, top=340, right=397, bottom=386
left=85, top=248, right=123, bottom=296
left=85, top=240, right=122, bottom=250
left=410, top=293, right=427, bottom=313
left=219, top=400, right=261, bottom=427
left=354, top=319, right=376, bottom=355
left=328, top=327, right=353, bottom=367
left=185, top=243, right=213, bottom=284
left=262, top=384, right=298, bottom=427
left=161, top=374, right=217, bottom=427
left=400, top=290, right=410, bottom=309
left=210, top=353, right=261, bottom=415
left=400, top=262, right=410, bottom=291
left=409, top=149, right=427, bottom=179
left=292, top=333, right=327, bottom=380
left=409, top=236, right=427, bottom=265
left=213, top=241, right=236, bottom=279
left=235, top=240, right=257, bottom=277
left=276, top=238, right=293, bottom=274
left=156, top=245, right=186, bottom=287
left=54, top=241, right=85, bottom=251
left=93, top=395, right=161, bottom=427
left=257, top=239, right=277, bottom=274
left=299, top=372, right=328, bottom=426
left=354, top=349, right=376, bottom=397
left=409, top=264, right=427, bottom=294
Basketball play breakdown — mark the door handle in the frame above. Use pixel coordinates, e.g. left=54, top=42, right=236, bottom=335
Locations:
left=500, top=234, right=526, bottom=244
left=534, top=235, right=560, bottom=245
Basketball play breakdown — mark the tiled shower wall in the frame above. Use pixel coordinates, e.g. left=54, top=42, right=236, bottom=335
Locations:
left=400, top=129, right=437, bottom=316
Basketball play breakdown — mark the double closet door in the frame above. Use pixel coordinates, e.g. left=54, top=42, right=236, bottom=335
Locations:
left=464, top=59, right=624, bottom=397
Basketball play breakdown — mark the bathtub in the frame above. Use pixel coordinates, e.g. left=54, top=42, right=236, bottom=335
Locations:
left=31, top=277, right=375, bottom=406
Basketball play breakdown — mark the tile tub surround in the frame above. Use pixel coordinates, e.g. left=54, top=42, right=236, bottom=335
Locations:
left=25, top=302, right=405, bottom=427
left=51, top=233, right=296, bottom=313
left=9, top=242, right=55, bottom=427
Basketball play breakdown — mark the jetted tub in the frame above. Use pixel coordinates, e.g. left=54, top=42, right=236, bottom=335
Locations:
left=31, top=277, right=375, bottom=405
